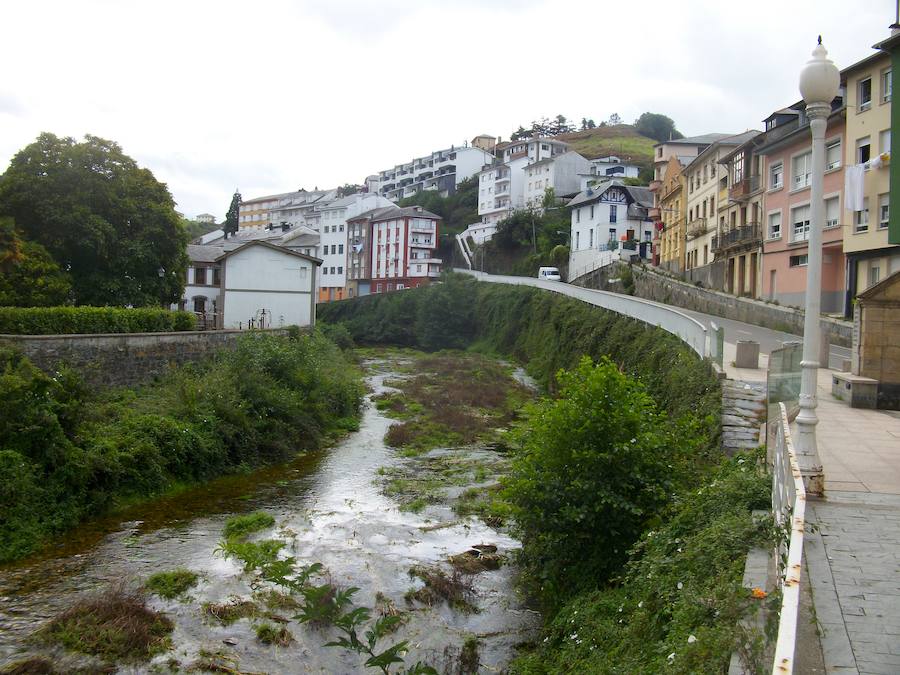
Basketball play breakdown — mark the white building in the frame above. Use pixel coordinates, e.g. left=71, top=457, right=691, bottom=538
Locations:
left=476, top=137, right=570, bottom=225
left=195, top=213, right=217, bottom=224
left=220, top=242, right=319, bottom=329
left=315, top=193, right=395, bottom=302
left=568, top=181, right=655, bottom=276
left=589, top=156, right=640, bottom=179
left=238, top=188, right=337, bottom=231
left=522, top=150, right=592, bottom=208
left=372, top=145, right=494, bottom=201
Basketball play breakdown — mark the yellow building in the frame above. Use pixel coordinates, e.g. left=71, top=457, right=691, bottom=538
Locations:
left=657, top=156, right=686, bottom=271
left=842, top=50, right=899, bottom=314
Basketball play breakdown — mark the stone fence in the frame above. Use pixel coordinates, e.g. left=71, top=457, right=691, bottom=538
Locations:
left=0, top=328, right=289, bottom=388
left=572, top=261, right=853, bottom=348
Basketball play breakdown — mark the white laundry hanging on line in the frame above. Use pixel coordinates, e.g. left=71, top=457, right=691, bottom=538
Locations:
left=844, top=164, right=865, bottom=211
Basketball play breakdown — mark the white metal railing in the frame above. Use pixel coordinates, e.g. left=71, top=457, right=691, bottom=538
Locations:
left=456, top=269, right=709, bottom=358
left=771, top=402, right=806, bottom=674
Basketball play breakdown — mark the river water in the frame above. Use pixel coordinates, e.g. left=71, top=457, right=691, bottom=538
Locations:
left=0, top=355, right=539, bottom=674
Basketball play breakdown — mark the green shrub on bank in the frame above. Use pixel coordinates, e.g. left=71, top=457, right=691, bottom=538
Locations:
left=505, top=357, right=678, bottom=612
left=0, top=329, right=362, bottom=563
left=0, top=305, right=196, bottom=334
left=511, top=452, right=772, bottom=674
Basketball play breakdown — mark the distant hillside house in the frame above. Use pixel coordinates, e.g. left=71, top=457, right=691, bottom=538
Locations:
left=195, top=213, right=216, bottom=224
left=568, top=181, right=655, bottom=275
left=371, top=145, right=494, bottom=202
left=589, top=156, right=640, bottom=179
left=523, top=150, right=592, bottom=208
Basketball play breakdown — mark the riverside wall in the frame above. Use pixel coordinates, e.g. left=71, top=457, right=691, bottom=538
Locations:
left=573, top=262, right=853, bottom=348
left=0, top=329, right=289, bottom=388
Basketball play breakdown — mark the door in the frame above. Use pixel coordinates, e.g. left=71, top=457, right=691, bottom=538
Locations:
left=738, top=255, right=746, bottom=296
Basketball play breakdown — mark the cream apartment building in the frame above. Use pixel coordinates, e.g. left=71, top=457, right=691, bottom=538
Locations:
left=842, top=50, right=900, bottom=314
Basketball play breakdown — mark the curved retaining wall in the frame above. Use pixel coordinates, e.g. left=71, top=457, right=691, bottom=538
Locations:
left=458, top=270, right=710, bottom=359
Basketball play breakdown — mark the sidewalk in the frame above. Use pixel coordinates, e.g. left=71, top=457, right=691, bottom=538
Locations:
left=724, top=355, right=900, bottom=674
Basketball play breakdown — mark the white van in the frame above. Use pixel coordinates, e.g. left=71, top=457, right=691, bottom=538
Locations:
left=537, top=266, right=562, bottom=281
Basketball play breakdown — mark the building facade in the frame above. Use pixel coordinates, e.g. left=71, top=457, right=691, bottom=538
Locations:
left=568, top=181, right=654, bottom=275
left=522, top=151, right=592, bottom=208
left=757, top=103, right=846, bottom=312
left=656, top=156, right=687, bottom=272
left=372, top=145, right=493, bottom=202
left=369, top=206, right=442, bottom=293
left=842, top=50, right=900, bottom=315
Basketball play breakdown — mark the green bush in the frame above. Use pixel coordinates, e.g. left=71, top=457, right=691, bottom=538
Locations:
left=0, top=330, right=363, bottom=563
left=505, top=357, right=676, bottom=611
left=0, top=306, right=196, bottom=335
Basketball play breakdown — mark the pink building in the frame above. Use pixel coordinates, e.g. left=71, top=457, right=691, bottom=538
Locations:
left=369, top=206, right=442, bottom=294
left=756, top=103, right=846, bottom=313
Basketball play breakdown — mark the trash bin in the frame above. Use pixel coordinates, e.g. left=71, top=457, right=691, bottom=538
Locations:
left=735, top=340, right=760, bottom=369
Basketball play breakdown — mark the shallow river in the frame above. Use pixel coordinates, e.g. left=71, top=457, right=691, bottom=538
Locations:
left=0, top=356, right=539, bottom=674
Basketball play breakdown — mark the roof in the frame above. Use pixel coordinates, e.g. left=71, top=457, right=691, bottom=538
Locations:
left=858, top=269, right=900, bottom=301
left=217, top=240, right=322, bottom=265
left=654, top=132, right=733, bottom=148
left=841, top=48, right=889, bottom=78
left=683, top=130, right=762, bottom=170
left=626, top=186, right=653, bottom=208
left=347, top=206, right=399, bottom=223
left=370, top=206, right=441, bottom=222
left=567, top=179, right=631, bottom=208
left=187, top=244, right=224, bottom=263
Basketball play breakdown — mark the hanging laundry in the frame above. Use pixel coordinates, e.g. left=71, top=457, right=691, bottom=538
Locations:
left=844, top=164, right=865, bottom=211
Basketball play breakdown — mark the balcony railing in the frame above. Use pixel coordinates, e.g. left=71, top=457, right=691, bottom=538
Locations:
left=686, top=218, right=708, bottom=239
left=713, top=222, right=762, bottom=251
left=728, top=175, right=762, bottom=201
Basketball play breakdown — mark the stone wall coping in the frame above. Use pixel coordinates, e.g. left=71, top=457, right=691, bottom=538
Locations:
left=630, top=264, right=853, bottom=329
left=832, top=372, right=879, bottom=384
left=0, top=328, right=286, bottom=341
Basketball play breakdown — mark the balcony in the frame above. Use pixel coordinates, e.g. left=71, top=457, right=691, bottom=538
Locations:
left=648, top=207, right=661, bottom=220
left=649, top=179, right=662, bottom=192
left=686, top=218, right=708, bottom=239
left=411, top=221, right=435, bottom=233
left=714, top=222, right=762, bottom=252
left=661, top=181, right=682, bottom=201
left=728, top=175, right=761, bottom=201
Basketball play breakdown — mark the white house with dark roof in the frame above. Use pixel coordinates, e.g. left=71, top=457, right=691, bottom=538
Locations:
left=568, top=181, right=655, bottom=276
left=522, top=150, right=592, bottom=208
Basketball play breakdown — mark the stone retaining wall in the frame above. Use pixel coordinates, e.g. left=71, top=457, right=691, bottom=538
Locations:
left=573, top=261, right=853, bottom=347
left=0, top=329, right=289, bottom=388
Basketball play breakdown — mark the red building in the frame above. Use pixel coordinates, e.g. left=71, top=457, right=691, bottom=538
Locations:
left=368, top=206, right=442, bottom=293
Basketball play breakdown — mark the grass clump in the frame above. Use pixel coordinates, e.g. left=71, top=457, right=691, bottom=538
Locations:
left=448, top=545, right=503, bottom=574
left=31, top=587, right=173, bottom=662
left=144, top=569, right=199, bottom=600
left=222, top=511, right=275, bottom=540
left=202, top=598, right=259, bottom=626
left=406, top=566, right=478, bottom=614
left=255, top=622, right=293, bottom=646
left=255, top=588, right=300, bottom=611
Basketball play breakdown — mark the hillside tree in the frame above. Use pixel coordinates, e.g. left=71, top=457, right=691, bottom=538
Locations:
left=634, top=112, right=684, bottom=143
left=0, top=217, right=72, bottom=306
left=223, top=190, right=241, bottom=237
left=0, top=133, right=187, bottom=306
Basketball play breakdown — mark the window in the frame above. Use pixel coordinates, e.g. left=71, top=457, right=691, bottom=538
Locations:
left=882, top=69, right=892, bottom=102
left=880, top=129, right=891, bottom=154
left=337, top=266, right=343, bottom=274
left=859, top=77, right=872, bottom=110
left=590, top=205, right=595, bottom=219
left=416, top=264, right=422, bottom=272
left=644, top=230, right=652, bottom=242
left=330, top=266, right=336, bottom=274
left=879, top=193, right=890, bottom=229
left=825, top=139, right=841, bottom=170
left=869, top=265, right=881, bottom=287
left=855, top=198, right=869, bottom=232
left=732, top=151, right=744, bottom=184
left=339, top=224, right=344, bottom=232
left=195, top=267, right=206, bottom=285
left=857, top=136, right=871, bottom=164
left=768, top=211, right=782, bottom=239
left=792, top=152, right=811, bottom=189
left=575, top=231, right=580, bottom=249
left=770, top=161, right=783, bottom=189
left=338, top=244, right=344, bottom=254
left=789, top=254, right=809, bottom=267
left=576, top=208, right=580, bottom=223
left=589, top=229, right=594, bottom=248
left=791, top=204, right=810, bottom=242
left=212, top=268, right=221, bottom=285
left=610, top=205, right=618, bottom=223
left=825, top=196, right=840, bottom=228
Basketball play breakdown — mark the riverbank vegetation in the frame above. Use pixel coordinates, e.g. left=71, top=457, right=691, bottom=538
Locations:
left=319, top=275, right=772, bottom=672
left=0, top=329, right=363, bottom=563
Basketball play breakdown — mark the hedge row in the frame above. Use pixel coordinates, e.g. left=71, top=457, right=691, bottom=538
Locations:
left=0, top=306, right=197, bottom=335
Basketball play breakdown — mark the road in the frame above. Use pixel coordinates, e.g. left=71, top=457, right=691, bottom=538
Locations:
left=459, top=269, right=851, bottom=370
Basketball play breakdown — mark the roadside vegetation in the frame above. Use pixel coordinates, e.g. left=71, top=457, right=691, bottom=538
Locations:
left=0, top=329, right=363, bottom=563
left=319, top=276, right=773, bottom=671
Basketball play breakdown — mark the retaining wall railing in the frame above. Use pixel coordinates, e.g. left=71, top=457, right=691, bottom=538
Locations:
left=457, top=269, right=710, bottom=359
left=771, top=401, right=806, bottom=674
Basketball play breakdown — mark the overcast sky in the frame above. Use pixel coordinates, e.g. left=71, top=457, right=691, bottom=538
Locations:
left=1, top=0, right=895, bottom=219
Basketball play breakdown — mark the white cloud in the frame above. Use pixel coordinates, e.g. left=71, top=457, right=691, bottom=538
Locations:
left=0, top=0, right=894, bottom=219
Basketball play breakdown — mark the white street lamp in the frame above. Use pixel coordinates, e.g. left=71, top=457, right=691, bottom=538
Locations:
left=796, top=37, right=840, bottom=495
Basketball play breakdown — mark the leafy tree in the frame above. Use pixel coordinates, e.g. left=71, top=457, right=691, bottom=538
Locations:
left=0, top=134, right=187, bottom=306
left=608, top=112, right=623, bottom=125
left=182, top=217, right=221, bottom=242
left=223, top=190, right=241, bottom=237
left=504, top=356, right=675, bottom=611
left=510, top=125, right=529, bottom=141
left=0, top=218, right=72, bottom=306
left=633, top=112, right=684, bottom=143
left=336, top=184, right=362, bottom=197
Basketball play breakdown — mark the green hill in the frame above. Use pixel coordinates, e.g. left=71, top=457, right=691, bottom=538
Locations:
left=556, top=125, right=656, bottom=167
